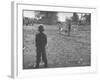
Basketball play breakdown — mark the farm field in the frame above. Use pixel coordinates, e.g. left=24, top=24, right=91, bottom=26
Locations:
left=23, top=24, right=91, bottom=69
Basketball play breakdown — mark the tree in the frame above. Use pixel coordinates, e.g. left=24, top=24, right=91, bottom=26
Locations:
left=84, top=14, right=91, bottom=25
left=36, top=11, right=58, bottom=25
left=71, top=13, right=79, bottom=25
left=23, top=17, right=30, bottom=26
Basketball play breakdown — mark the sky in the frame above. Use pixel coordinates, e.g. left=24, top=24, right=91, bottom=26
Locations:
left=23, top=10, right=81, bottom=22
left=23, top=11, right=35, bottom=18
left=57, top=12, right=73, bottom=21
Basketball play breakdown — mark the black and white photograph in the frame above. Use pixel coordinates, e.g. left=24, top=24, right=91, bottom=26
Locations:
left=23, top=10, right=91, bottom=69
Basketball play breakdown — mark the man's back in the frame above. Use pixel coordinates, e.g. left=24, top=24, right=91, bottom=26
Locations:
left=35, top=32, right=47, bottom=48
left=35, top=25, right=48, bottom=68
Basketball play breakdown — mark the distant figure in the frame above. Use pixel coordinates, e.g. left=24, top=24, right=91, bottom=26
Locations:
left=57, top=22, right=62, bottom=34
left=35, top=25, right=48, bottom=68
left=68, top=21, right=71, bottom=36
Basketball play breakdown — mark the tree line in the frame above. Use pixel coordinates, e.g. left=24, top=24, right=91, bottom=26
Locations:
left=23, top=11, right=91, bottom=26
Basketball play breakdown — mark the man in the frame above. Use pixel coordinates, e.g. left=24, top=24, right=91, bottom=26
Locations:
left=57, top=22, right=62, bottom=34
left=67, top=20, right=71, bottom=36
left=35, top=25, right=48, bottom=68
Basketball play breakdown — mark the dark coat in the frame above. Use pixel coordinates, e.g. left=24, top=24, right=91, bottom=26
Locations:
left=35, top=32, right=47, bottom=49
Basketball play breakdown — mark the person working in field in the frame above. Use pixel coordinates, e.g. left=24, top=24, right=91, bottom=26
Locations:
left=35, top=25, right=48, bottom=68
left=67, top=20, right=71, bottom=36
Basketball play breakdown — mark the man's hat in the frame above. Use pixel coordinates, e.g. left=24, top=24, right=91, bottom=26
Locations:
left=38, top=25, right=44, bottom=32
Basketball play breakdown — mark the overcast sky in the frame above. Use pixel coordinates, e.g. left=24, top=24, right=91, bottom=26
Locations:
left=23, top=11, right=81, bottom=22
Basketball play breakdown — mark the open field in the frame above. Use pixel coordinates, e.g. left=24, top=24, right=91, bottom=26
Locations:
left=23, top=24, right=91, bottom=69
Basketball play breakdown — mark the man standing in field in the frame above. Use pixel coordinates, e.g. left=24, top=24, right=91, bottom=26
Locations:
left=35, top=25, right=48, bottom=68
left=67, top=20, right=71, bottom=36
